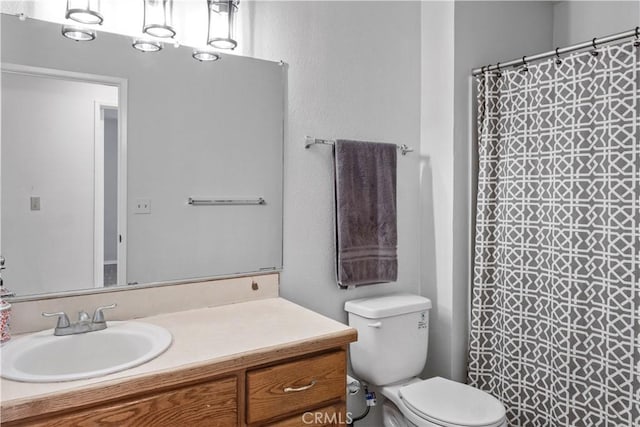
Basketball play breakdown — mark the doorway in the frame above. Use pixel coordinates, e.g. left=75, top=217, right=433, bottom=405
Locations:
left=1, top=64, right=127, bottom=295
left=94, top=104, right=121, bottom=287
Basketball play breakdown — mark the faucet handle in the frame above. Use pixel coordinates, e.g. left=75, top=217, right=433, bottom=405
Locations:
left=42, top=311, right=71, bottom=328
left=92, top=303, right=117, bottom=323
left=78, top=311, right=91, bottom=322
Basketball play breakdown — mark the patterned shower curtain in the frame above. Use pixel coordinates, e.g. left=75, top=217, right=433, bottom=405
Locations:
left=468, top=39, right=639, bottom=426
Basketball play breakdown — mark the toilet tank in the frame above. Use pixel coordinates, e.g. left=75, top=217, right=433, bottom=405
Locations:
left=345, top=294, right=432, bottom=386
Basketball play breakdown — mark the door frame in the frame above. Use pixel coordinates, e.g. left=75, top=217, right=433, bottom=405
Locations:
left=1, top=63, right=128, bottom=288
left=94, top=102, right=120, bottom=288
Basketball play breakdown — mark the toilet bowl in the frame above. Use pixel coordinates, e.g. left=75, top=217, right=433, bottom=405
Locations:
left=345, top=294, right=507, bottom=427
left=381, top=377, right=506, bottom=427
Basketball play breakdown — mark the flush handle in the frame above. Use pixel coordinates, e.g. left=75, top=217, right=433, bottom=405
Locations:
left=367, top=322, right=382, bottom=328
left=284, top=380, right=317, bottom=393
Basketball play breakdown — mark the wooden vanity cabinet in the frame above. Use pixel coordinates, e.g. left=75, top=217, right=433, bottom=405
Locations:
left=22, top=377, right=239, bottom=427
left=265, top=404, right=347, bottom=427
left=246, top=350, right=347, bottom=426
left=2, top=345, right=351, bottom=427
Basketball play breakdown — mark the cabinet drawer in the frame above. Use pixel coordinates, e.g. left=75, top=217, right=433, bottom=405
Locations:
left=265, top=404, right=347, bottom=426
left=26, top=377, right=237, bottom=427
left=246, top=351, right=346, bottom=424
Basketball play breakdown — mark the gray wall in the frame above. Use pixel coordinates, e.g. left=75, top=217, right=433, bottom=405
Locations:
left=240, top=2, right=422, bottom=423
left=240, top=0, right=558, bottom=421
left=420, top=1, right=555, bottom=382
left=241, top=0, right=423, bottom=321
left=420, top=0, right=456, bottom=386
left=240, top=0, right=558, bottom=401
left=553, top=1, right=639, bottom=46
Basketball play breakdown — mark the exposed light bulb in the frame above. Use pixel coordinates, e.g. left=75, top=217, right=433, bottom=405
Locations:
left=61, top=25, right=96, bottom=42
left=132, top=38, right=163, bottom=53
left=192, top=49, right=221, bottom=62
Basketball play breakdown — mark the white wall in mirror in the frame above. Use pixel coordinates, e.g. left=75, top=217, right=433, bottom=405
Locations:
left=0, top=14, right=284, bottom=298
left=2, top=73, right=119, bottom=295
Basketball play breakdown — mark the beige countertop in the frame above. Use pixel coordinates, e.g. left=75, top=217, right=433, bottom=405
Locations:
left=0, top=297, right=356, bottom=420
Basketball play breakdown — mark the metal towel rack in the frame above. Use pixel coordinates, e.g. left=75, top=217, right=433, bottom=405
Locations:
left=304, top=136, right=414, bottom=156
left=188, top=197, right=266, bottom=206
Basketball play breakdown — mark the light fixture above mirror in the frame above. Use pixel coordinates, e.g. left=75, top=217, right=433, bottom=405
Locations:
left=54, top=0, right=240, bottom=61
left=65, top=0, right=103, bottom=25
left=143, top=0, right=176, bottom=39
left=207, top=0, right=239, bottom=50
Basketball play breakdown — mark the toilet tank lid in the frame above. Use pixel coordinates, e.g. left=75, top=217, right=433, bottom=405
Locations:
left=344, top=294, right=432, bottom=319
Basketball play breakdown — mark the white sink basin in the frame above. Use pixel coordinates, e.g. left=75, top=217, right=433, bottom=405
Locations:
left=0, top=321, right=172, bottom=383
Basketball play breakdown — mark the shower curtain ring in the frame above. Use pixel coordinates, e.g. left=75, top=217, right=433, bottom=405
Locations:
left=555, top=47, right=562, bottom=65
left=634, top=26, right=640, bottom=47
left=590, top=38, right=599, bottom=56
left=520, top=56, right=528, bottom=73
left=496, top=62, right=502, bottom=77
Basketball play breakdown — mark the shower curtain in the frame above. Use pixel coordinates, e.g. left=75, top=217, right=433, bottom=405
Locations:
left=468, top=40, right=639, bottom=426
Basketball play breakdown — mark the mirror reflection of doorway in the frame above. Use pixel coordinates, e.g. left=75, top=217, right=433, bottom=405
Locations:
left=0, top=67, right=126, bottom=295
left=101, top=106, right=119, bottom=287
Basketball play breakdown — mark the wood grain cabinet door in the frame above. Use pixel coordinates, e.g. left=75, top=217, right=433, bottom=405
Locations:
left=246, top=351, right=346, bottom=425
left=23, top=377, right=238, bottom=427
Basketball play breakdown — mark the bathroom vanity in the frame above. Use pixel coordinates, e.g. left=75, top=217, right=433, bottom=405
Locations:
left=0, top=297, right=357, bottom=426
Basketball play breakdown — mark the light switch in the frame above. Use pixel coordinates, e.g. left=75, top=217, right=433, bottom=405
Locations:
left=134, top=198, right=151, bottom=214
left=30, top=196, right=40, bottom=211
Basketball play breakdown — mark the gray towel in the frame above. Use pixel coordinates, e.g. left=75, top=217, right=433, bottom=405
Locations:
left=334, top=139, right=398, bottom=287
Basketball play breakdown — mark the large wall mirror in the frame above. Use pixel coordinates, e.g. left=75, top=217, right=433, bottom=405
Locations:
left=0, top=14, right=284, bottom=299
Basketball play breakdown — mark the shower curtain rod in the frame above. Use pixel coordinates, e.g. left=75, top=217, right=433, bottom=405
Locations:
left=472, top=27, right=639, bottom=76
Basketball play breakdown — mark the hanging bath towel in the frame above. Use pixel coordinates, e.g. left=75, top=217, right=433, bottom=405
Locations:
left=334, top=139, right=398, bottom=287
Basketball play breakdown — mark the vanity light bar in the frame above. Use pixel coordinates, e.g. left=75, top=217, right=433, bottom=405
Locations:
left=54, top=1, right=230, bottom=63
left=188, top=197, right=266, bottom=206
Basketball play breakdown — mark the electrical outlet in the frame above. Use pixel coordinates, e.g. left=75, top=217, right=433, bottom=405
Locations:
left=134, top=198, right=151, bottom=214
left=30, top=196, right=41, bottom=211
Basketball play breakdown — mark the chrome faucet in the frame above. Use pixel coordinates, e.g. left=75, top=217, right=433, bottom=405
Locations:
left=42, top=304, right=117, bottom=336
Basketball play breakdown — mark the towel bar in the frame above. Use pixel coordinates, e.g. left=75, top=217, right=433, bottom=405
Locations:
left=304, top=136, right=413, bottom=156
left=188, top=197, right=266, bottom=206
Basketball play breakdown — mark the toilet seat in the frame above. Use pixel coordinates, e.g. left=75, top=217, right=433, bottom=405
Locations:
left=398, top=377, right=506, bottom=427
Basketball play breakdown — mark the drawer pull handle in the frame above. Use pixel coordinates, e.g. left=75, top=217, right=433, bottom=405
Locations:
left=284, top=380, right=317, bottom=393
left=367, top=322, right=382, bottom=328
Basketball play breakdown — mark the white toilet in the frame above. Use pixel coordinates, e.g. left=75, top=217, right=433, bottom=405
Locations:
left=345, top=294, right=507, bottom=427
